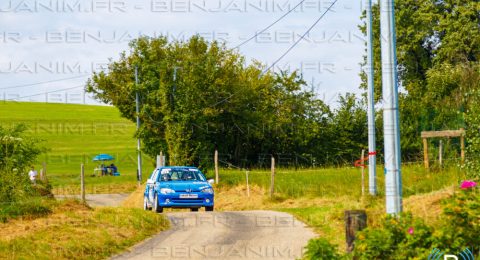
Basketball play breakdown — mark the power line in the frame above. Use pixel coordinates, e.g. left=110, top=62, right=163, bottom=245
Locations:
left=6, top=85, right=85, bottom=101
left=205, top=0, right=339, bottom=109
left=263, top=0, right=339, bottom=74
left=234, top=0, right=308, bottom=49
left=0, top=75, right=89, bottom=90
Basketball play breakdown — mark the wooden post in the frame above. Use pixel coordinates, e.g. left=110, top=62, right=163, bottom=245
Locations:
left=42, top=162, right=47, bottom=182
left=439, top=140, right=443, bottom=168
left=214, top=149, right=219, bottom=184
left=345, top=210, right=367, bottom=253
left=423, top=138, right=429, bottom=169
left=80, top=164, right=85, bottom=204
left=156, top=155, right=161, bottom=168
left=460, top=129, right=465, bottom=164
left=361, top=149, right=365, bottom=196
left=270, top=156, right=275, bottom=198
left=246, top=171, right=250, bottom=197
left=160, top=151, right=164, bottom=167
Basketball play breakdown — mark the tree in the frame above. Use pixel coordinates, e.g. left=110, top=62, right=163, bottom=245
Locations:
left=359, top=0, right=480, bottom=161
left=87, top=36, right=335, bottom=167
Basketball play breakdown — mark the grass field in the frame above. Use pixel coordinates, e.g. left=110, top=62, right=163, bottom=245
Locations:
left=0, top=101, right=155, bottom=193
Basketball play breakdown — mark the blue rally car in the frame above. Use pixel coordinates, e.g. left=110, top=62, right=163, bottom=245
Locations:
left=143, top=166, right=214, bottom=213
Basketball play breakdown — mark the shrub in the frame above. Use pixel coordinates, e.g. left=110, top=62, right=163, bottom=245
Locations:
left=0, top=124, right=46, bottom=203
left=354, top=185, right=480, bottom=259
left=303, top=237, right=342, bottom=259
left=354, top=213, right=434, bottom=259
left=433, top=187, right=480, bottom=255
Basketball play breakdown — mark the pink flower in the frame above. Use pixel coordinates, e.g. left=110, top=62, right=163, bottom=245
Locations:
left=460, top=181, right=478, bottom=190
left=408, top=227, right=414, bottom=235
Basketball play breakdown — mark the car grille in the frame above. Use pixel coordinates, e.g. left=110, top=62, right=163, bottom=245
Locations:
left=171, top=199, right=203, bottom=204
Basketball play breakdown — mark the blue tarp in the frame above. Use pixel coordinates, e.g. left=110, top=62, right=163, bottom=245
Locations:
left=93, top=154, right=115, bottom=161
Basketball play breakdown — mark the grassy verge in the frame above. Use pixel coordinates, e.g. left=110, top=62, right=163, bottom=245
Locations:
left=0, top=200, right=169, bottom=259
left=0, top=198, right=53, bottom=224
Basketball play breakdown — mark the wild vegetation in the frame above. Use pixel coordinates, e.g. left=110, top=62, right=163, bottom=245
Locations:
left=0, top=200, right=169, bottom=259
left=360, top=0, right=480, bottom=177
left=0, top=124, right=53, bottom=222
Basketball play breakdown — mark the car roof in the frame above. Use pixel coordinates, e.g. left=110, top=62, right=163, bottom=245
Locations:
left=157, top=166, right=198, bottom=170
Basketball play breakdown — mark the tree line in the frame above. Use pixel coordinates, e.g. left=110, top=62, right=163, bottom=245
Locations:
left=86, top=36, right=368, bottom=167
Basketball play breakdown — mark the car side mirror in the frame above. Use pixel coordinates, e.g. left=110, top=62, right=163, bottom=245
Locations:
left=207, top=179, right=214, bottom=185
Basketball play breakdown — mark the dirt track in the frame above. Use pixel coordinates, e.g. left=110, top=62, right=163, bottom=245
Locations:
left=111, top=210, right=316, bottom=260
left=55, top=194, right=130, bottom=207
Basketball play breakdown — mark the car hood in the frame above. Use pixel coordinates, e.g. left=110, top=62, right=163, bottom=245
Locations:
left=160, top=181, right=211, bottom=192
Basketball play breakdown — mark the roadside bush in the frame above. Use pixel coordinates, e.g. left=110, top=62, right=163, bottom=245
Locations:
left=353, top=213, right=434, bottom=259
left=433, top=186, right=480, bottom=255
left=303, top=237, right=342, bottom=259
left=0, top=124, right=49, bottom=222
left=353, top=185, right=479, bottom=259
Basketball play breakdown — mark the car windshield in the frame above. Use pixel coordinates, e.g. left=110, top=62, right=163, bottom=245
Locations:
left=159, top=168, right=206, bottom=182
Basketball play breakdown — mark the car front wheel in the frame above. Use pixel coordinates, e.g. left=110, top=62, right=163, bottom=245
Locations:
left=153, top=194, right=163, bottom=213
left=205, top=206, right=214, bottom=212
left=143, top=196, right=151, bottom=211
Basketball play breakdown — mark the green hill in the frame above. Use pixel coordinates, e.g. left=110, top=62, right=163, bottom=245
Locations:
left=0, top=102, right=154, bottom=193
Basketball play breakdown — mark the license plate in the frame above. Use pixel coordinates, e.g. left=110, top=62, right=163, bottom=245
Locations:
left=179, top=194, right=198, bottom=199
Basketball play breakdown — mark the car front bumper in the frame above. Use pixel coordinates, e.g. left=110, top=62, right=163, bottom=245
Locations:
left=158, top=193, right=214, bottom=208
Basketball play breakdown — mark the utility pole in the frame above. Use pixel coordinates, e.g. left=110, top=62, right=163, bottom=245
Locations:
left=135, top=66, right=143, bottom=184
left=380, top=0, right=402, bottom=214
left=366, top=0, right=377, bottom=196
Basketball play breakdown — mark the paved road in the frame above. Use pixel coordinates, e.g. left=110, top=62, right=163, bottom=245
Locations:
left=112, top=210, right=316, bottom=260
left=55, top=194, right=130, bottom=207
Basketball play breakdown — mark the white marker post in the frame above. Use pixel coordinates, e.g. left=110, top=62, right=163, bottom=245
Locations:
left=380, top=0, right=402, bottom=214
left=135, top=66, right=143, bottom=184
left=366, top=0, right=377, bottom=196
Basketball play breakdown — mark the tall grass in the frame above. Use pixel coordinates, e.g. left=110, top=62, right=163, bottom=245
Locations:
left=214, top=165, right=465, bottom=199
left=0, top=200, right=170, bottom=259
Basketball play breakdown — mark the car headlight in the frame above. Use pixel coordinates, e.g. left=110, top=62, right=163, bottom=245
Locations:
left=201, top=188, right=214, bottom=194
left=160, top=188, right=175, bottom=194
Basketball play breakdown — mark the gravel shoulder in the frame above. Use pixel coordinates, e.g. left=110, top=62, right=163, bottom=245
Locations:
left=55, top=194, right=130, bottom=207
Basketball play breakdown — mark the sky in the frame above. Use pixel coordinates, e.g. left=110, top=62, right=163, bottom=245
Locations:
left=0, top=0, right=368, bottom=107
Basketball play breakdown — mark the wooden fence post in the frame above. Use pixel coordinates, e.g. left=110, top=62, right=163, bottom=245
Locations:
left=361, top=149, right=365, bottom=196
left=423, top=138, right=429, bottom=169
left=246, top=171, right=250, bottom=197
left=439, top=140, right=443, bottom=168
left=214, top=149, right=219, bottom=184
left=42, top=161, right=47, bottom=182
left=160, top=151, right=164, bottom=167
left=460, top=129, right=465, bottom=164
left=345, top=210, right=367, bottom=253
left=270, top=156, right=275, bottom=198
left=80, top=164, right=85, bottom=204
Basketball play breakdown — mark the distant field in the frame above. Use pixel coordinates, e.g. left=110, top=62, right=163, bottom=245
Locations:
left=0, top=101, right=155, bottom=192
